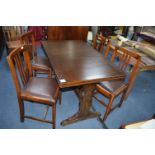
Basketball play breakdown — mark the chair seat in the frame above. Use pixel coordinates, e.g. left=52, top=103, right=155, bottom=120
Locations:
left=6, top=40, right=22, bottom=51
left=97, top=79, right=127, bottom=96
left=21, top=77, right=59, bottom=104
left=33, top=56, right=51, bottom=70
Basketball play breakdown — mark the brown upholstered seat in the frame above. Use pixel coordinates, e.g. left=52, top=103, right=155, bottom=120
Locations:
left=21, top=77, right=58, bottom=104
left=97, top=79, right=127, bottom=95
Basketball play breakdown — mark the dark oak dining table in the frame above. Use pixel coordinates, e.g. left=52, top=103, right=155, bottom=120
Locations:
left=42, top=40, right=126, bottom=126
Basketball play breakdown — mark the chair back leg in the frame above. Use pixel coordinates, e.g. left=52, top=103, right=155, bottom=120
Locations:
left=18, top=98, right=25, bottom=122
left=52, top=104, right=56, bottom=129
left=118, top=88, right=128, bottom=108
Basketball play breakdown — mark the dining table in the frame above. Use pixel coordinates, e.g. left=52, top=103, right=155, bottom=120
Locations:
left=41, top=40, right=126, bottom=126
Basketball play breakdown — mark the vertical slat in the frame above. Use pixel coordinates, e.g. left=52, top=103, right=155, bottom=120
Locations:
left=14, top=52, right=29, bottom=86
left=92, top=34, right=106, bottom=52
left=17, top=53, right=28, bottom=84
left=31, top=32, right=37, bottom=57
left=14, top=55, right=26, bottom=85
left=10, top=28, right=16, bottom=40
left=119, top=52, right=126, bottom=70
left=99, top=37, right=105, bottom=52
left=8, top=30, right=11, bottom=41
left=122, top=55, right=131, bottom=71
left=20, top=52, right=29, bottom=84
left=92, top=36, right=97, bottom=49
left=23, top=49, right=33, bottom=77
left=103, top=42, right=111, bottom=59
left=110, top=48, right=117, bottom=63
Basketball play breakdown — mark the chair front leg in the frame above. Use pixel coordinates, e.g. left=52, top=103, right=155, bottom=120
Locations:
left=103, top=96, right=114, bottom=121
left=59, top=91, right=62, bottom=105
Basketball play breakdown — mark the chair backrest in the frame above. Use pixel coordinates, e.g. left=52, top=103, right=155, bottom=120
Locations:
left=7, top=45, right=33, bottom=98
left=92, top=34, right=107, bottom=52
left=104, top=42, right=141, bottom=98
left=20, top=31, right=36, bottom=58
left=117, top=47, right=141, bottom=97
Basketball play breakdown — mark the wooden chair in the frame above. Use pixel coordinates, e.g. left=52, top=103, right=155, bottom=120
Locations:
left=20, top=31, right=52, bottom=77
left=92, top=34, right=107, bottom=52
left=3, top=27, right=19, bottom=41
left=3, top=27, right=22, bottom=54
left=7, top=45, right=60, bottom=128
left=93, top=45, right=141, bottom=122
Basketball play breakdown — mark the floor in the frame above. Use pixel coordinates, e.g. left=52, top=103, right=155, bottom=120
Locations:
left=0, top=45, right=155, bottom=129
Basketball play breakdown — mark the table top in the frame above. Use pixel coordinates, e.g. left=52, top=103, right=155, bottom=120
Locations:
left=42, top=40, right=126, bottom=88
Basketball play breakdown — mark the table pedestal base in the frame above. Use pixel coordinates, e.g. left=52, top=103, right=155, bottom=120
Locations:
left=61, top=111, right=99, bottom=126
left=61, top=84, right=100, bottom=126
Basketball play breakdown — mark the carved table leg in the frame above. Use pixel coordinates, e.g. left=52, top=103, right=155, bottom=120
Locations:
left=61, top=84, right=100, bottom=126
